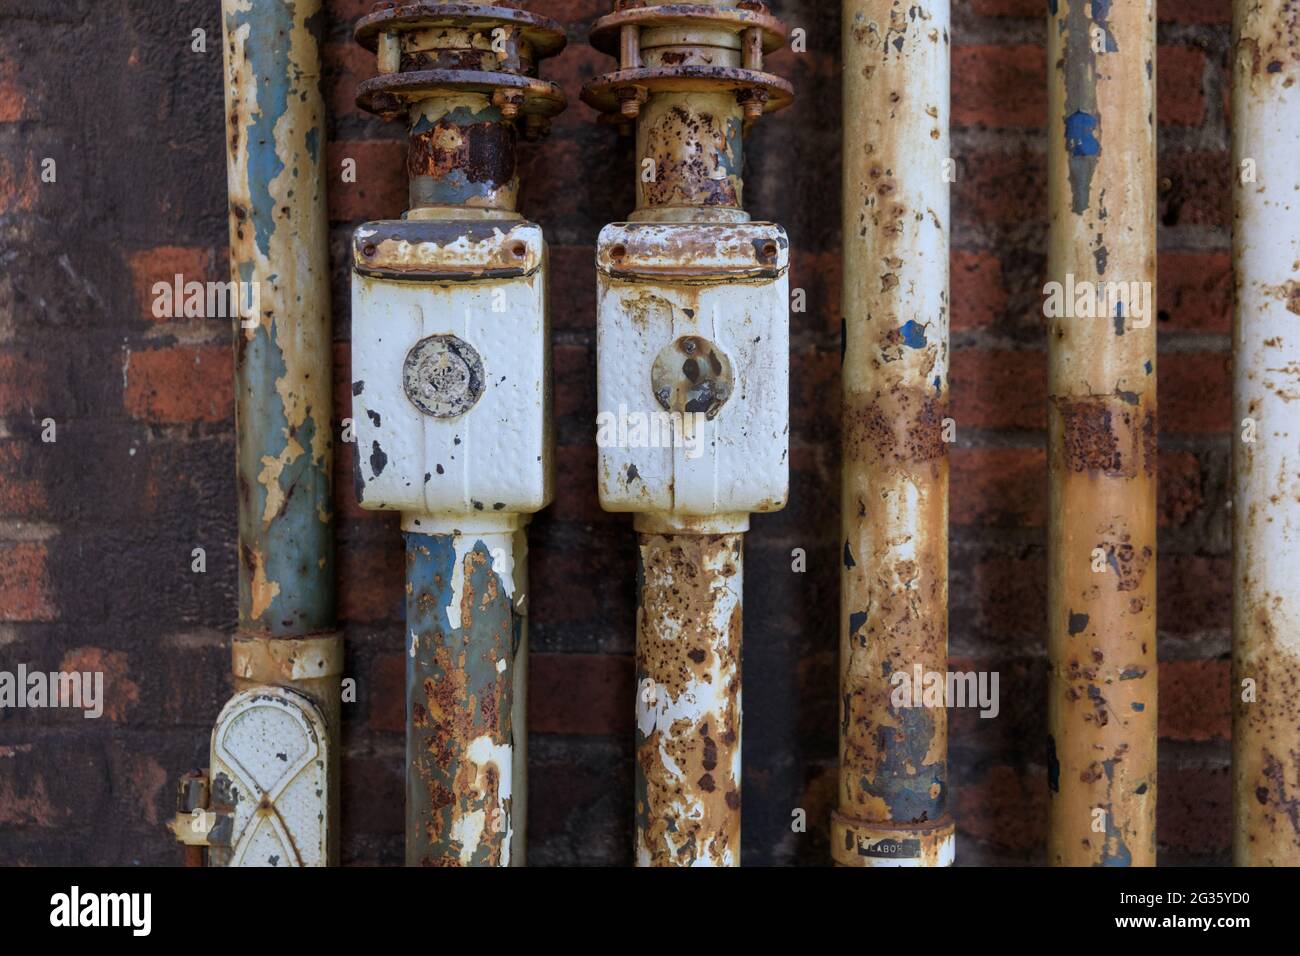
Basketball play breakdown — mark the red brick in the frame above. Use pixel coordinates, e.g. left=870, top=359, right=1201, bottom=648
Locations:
left=1160, top=554, right=1233, bottom=634
left=970, top=0, right=1040, bottom=14
left=1159, top=0, right=1231, bottom=24
left=1159, top=765, right=1232, bottom=857
left=956, top=151, right=1048, bottom=227
left=1158, top=45, right=1208, bottom=127
left=791, top=349, right=840, bottom=443
left=1159, top=450, right=1203, bottom=528
left=962, top=553, right=1047, bottom=634
left=551, top=444, right=615, bottom=524
left=369, top=651, right=404, bottom=733
left=126, top=246, right=219, bottom=323
left=530, top=652, right=633, bottom=735
left=0, top=152, right=35, bottom=215
left=531, top=553, right=602, bottom=624
left=1160, top=659, right=1231, bottom=742
left=951, top=446, right=1047, bottom=527
left=554, top=343, right=590, bottom=421
left=547, top=245, right=597, bottom=332
left=327, top=139, right=407, bottom=223
left=59, top=647, right=139, bottom=722
left=0, top=754, right=60, bottom=826
left=956, top=764, right=1048, bottom=853
left=0, top=542, right=55, bottom=622
left=953, top=45, right=1046, bottom=128
left=1159, top=251, right=1232, bottom=333
left=1160, top=151, right=1233, bottom=231
left=123, top=344, right=232, bottom=424
left=0, top=441, right=47, bottom=518
left=952, top=250, right=1008, bottom=331
left=325, top=0, right=375, bottom=22
left=0, top=350, right=49, bottom=417
left=791, top=249, right=840, bottom=334
left=951, top=347, right=1047, bottom=430
left=0, top=59, right=24, bottom=123
left=338, top=540, right=403, bottom=624
left=1159, top=351, right=1232, bottom=433
left=323, top=41, right=372, bottom=123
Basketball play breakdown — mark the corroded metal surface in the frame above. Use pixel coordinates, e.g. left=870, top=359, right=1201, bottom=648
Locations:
left=637, top=91, right=745, bottom=212
left=354, top=1, right=561, bottom=867
left=596, top=222, right=790, bottom=520
left=407, top=96, right=520, bottom=210
left=838, top=0, right=954, bottom=867
left=1231, top=0, right=1300, bottom=867
left=201, top=0, right=341, bottom=868
left=1046, top=0, right=1158, bottom=867
left=589, top=1, right=792, bottom=867
left=406, top=528, right=520, bottom=866
left=636, top=532, right=743, bottom=866
left=223, top=0, right=335, bottom=638
left=208, top=687, right=331, bottom=868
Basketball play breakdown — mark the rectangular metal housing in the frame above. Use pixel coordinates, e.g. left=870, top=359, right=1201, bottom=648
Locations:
left=351, top=219, right=553, bottom=517
left=596, top=221, right=790, bottom=517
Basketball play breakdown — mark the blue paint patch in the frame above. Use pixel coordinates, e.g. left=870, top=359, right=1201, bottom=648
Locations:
left=1048, top=0, right=1057, bottom=14
left=933, top=375, right=941, bottom=395
left=1065, top=111, right=1101, bottom=157
left=1131, top=702, right=1145, bottom=712
left=227, top=3, right=294, bottom=259
left=305, top=126, right=319, bottom=164
left=1145, top=360, right=1153, bottom=375
left=900, top=320, right=927, bottom=349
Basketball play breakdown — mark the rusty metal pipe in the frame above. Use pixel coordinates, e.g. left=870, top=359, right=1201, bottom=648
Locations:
left=636, top=529, right=743, bottom=866
left=405, top=518, right=522, bottom=866
left=1045, top=0, right=1158, bottom=867
left=1231, top=0, right=1300, bottom=867
left=835, top=0, right=955, bottom=869
left=171, top=0, right=342, bottom=867
left=351, top=1, right=565, bottom=867
left=585, top=0, right=793, bottom=867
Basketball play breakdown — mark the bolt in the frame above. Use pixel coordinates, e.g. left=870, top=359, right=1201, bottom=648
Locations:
left=617, top=86, right=645, bottom=119
left=493, top=89, right=524, bottom=120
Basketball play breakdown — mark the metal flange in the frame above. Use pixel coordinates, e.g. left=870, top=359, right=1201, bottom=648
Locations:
left=588, top=2, right=787, bottom=56
left=582, top=65, right=792, bottom=117
left=357, top=69, right=565, bottom=123
left=582, top=1, right=791, bottom=129
left=356, top=2, right=567, bottom=57
left=355, top=2, right=567, bottom=127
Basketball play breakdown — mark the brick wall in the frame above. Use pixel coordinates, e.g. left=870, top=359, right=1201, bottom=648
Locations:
left=0, top=0, right=1234, bottom=865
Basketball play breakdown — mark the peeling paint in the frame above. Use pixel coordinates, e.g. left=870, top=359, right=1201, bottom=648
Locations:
left=1047, top=0, right=1157, bottom=868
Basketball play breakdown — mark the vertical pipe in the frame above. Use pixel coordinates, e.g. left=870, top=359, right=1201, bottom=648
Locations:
left=221, top=0, right=340, bottom=863
left=405, top=519, right=519, bottom=867
left=635, top=530, right=744, bottom=867
left=584, top=0, right=792, bottom=868
left=1231, top=0, right=1300, bottom=867
left=1046, top=0, right=1158, bottom=867
left=351, top=3, right=566, bottom=867
left=834, top=0, right=954, bottom=868
left=634, top=91, right=746, bottom=218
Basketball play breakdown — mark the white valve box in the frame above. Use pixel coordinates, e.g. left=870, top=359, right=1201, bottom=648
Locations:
left=209, top=686, right=329, bottom=868
left=596, top=221, right=790, bottom=519
left=351, top=219, right=553, bottom=517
